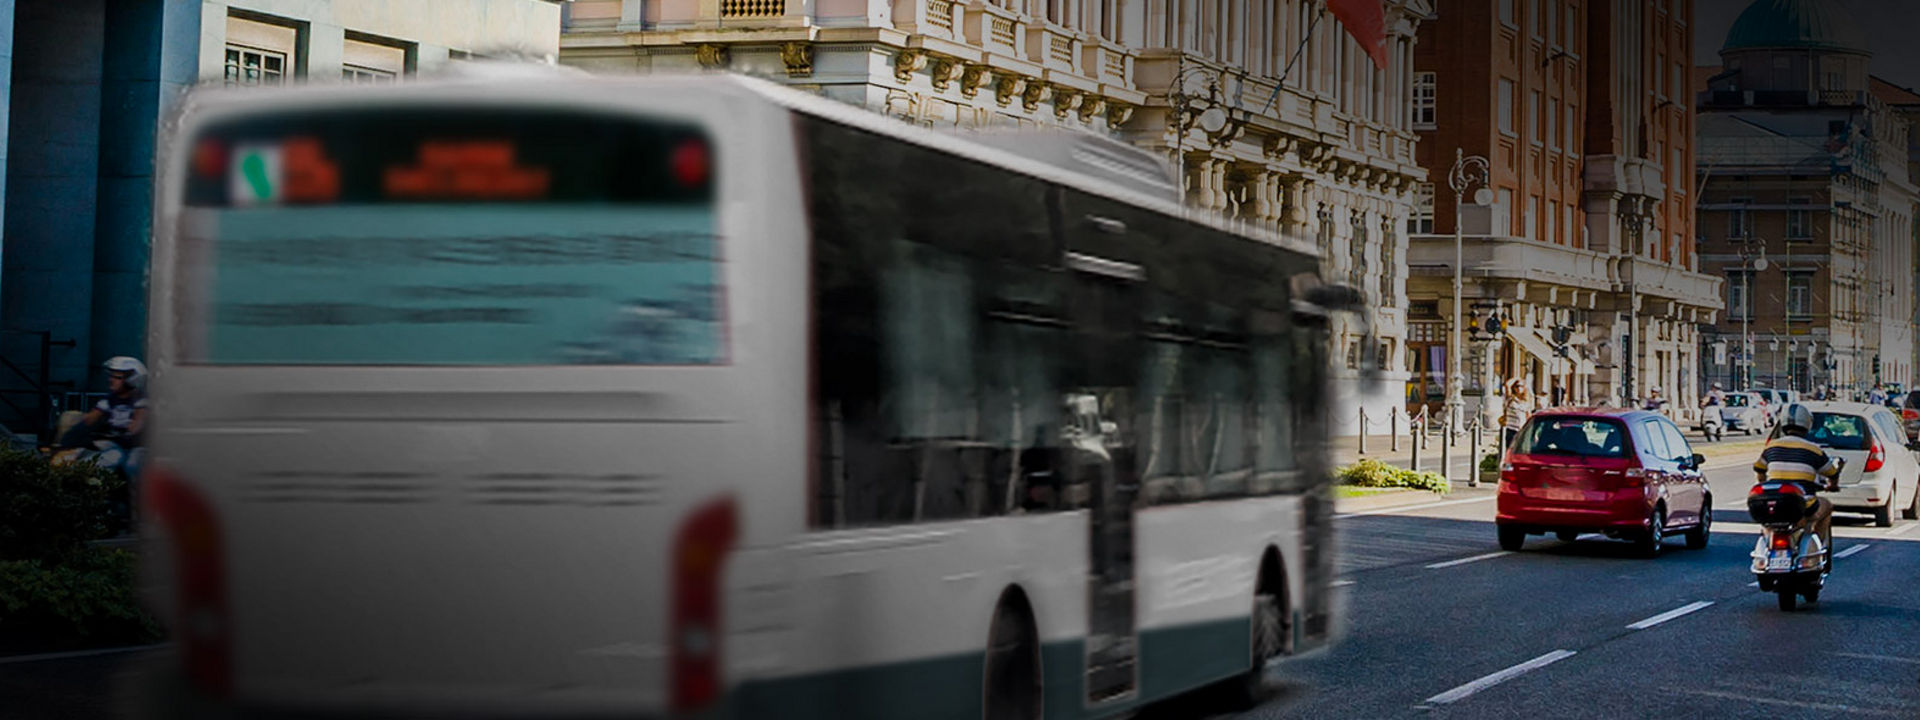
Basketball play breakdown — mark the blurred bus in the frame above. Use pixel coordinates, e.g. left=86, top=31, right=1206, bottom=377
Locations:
left=138, top=70, right=1355, bottom=719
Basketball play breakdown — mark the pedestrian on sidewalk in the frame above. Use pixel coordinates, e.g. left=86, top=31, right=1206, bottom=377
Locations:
left=1502, top=376, right=1533, bottom=453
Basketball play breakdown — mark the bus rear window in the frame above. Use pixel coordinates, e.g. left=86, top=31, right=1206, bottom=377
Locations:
left=175, top=107, right=722, bottom=366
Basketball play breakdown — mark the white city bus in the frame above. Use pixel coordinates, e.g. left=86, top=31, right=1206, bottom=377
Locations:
left=139, top=69, right=1353, bottom=719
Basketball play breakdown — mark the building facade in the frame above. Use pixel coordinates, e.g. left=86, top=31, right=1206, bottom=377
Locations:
left=1695, top=0, right=1918, bottom=397
left=0, top=0, right=562, bottom=438
left=560, top=0, right=1434, bottom=430
left=1406, top=0, right=1719, bottom=428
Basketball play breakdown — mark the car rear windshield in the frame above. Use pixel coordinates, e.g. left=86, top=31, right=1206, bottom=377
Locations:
left=1517, top=417, right=1628, bottom=458
left=1808, top=413, right=1871, bottom=451
left=1725, top=394, right=1750, bottom=407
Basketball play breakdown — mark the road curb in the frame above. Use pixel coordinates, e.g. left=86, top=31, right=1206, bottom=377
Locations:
left=1335, top=487, right=1456, bottom=514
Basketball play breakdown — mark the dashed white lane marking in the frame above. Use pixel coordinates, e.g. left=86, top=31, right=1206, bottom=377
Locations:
left=1338, top=495, right=1495, bottom=518
left=1887, top=522, right=1920, bottom=537
left=1332, top=579, right=1357, bottom=587
left=1833, top=652, right=1920, bottom=665
left=1422, top=650, right=1577, bottom=705
left=1424, top=551, right=1512, bottom=570
left=1626, top=601, right=1715, bottom=630
left=1835, top=544, right=1871, bottom=559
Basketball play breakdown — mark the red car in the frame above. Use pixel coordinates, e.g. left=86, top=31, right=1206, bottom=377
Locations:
left=1495, top=408, right=1711, bottom=557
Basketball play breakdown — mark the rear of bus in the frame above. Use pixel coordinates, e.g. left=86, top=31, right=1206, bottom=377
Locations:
left=140, top=78, right=802, bottom=718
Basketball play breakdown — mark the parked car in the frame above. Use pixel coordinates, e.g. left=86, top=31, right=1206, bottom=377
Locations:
left=1767, top=401, right=1920, bottom=527
left=1749, top=388, right=1789, bottom=424
left=1720, top=392, right=1771, bottom=435
left=1495, top=409, right=1711, bottom=557
left=1900, top=390, right=1920, bottom=442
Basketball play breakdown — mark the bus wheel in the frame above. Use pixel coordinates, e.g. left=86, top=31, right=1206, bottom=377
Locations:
left=983, top=591, right=1041, bottom=720
left=1226, top=550, right=1287, bottom=709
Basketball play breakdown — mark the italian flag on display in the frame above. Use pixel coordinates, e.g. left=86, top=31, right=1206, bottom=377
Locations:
left=1329, top=0, right=1390, bottom=69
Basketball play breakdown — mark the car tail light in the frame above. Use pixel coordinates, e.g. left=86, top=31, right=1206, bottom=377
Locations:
left=1770, top=532, right=1794, bottom=551
left=1866, top=442, right=1886, bottom=473
left=1621, top=466, right=1648, bottom=487
left=670, top=496, right=739, bottom=714
left=1903, top=409, right=1918, bottom=422
left=142, top=466, right=230, bottom=698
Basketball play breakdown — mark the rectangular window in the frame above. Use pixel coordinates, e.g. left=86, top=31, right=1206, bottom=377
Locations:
left=1529, top=90, right=1542, bottom=144
left=1788, top=198, right=1812, bottom=239
left=1498, top=79, right=1517, bottom=136
left=1729, top=198, right=1751, bottom=239
left=1788, top=273, right=1812, bottom=317
left=1499, top=0, right=1516, bottom=27
left=224, top=45, right=288, bottom=86
left=1565, top=4, right=1578, bottom=50
left=1546, top=100, right=1558, bottom=149
left=1409, top=182, right=1436, bottom=234
left=1530, top=0, right=1543, bottom=37
left=1547, top=201, right=1559, bottom=243
left=342, top=65, right=396, bottom=83
left=1412, top=71, right=1437, bottom=129
left=179, top=108, right=722, bottom=366
left=1546, top=0, right=1558, bottom=45
left=1728, top=272, right=1751, bottom=319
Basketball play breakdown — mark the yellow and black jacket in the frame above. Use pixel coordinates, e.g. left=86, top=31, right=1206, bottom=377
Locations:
left=1753, top=434, right=1842, bottom=484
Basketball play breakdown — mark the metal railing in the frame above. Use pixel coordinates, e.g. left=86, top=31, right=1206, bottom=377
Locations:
left=1356, top=405, right=1499, bottom=487
left=0, top=329, right=77, bottom=445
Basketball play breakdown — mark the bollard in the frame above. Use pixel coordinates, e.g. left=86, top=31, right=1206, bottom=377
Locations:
left=1440, top=415, right=1454, bottom=485
left=1358, top=407, right=1368, bottom=455
left=1391, top=412, right=1401, bottom=453
left=1410, top=416, right=1422, bottom=472
left=1468, top=423, right=1483, bottom=487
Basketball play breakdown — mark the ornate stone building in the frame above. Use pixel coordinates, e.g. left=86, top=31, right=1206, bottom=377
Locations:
left=559, top=0, right=1433, bottom=430
left=1407, top=0, right=1720, bottom=427
left=1697, top=0, right=1919, bottom=396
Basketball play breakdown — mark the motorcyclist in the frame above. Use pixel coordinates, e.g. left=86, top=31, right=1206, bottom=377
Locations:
left=56, top=356, right=148, bottom=479
left=1702, top=383, right=1727, bottom=409
left=1752, top=404, right=1840, bottom=566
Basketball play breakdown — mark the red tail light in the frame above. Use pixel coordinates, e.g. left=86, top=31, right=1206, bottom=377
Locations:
left=1751, top=482, right=1804, bottom=496
left=670, top=497, right=739, bottom=714
left=1770, top=532, right=1794, bottom=551
left=142, top=466, right=231, bottom=698
left=1621, top=466, right=1649, bottom=488
left=1866, top=443, right=1886, bottom=473
left=1903, top=409, right=1918, bottom=421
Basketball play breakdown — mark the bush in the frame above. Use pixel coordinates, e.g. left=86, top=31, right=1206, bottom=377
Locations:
left=0, top=548, right=160, bottom=651
left=0, top=449, right=125, bottom=561
left=1336, top=458, right=1452, bottom=495
left=1480, top=453, right=1502, bottom=472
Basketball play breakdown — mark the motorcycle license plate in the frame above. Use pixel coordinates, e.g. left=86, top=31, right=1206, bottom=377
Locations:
left=1766, top=551, right=1793, bottom=571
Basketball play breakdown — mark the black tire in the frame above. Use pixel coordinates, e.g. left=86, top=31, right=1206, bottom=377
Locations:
left=1636, top=507, right=1666, bottom=558
left=1875, top=497, right=1894, bottom=528
left=1685, top=501, right=1712, bottom=550
left=1905, top=482, right=1919, bottom=521
left=984, top=594, right=1042, bottom=720
left=1225, top=586, right=1286, bottom=708
left=1778, top=588, right=1797, bottom=611
left=1555, top=531, right=1579, bottom=543
left=1498, top=525, right=1525, bottom=551
left=1804, top=586, right=1820, bottom=604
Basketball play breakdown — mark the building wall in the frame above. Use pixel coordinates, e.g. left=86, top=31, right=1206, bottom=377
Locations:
left=561, top=0, right=1433, bottom=433
left=198, top=0, right=562, bottom=84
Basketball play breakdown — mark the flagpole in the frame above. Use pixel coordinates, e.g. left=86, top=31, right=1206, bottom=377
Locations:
left=1256, top=4, right=1328, bottom=117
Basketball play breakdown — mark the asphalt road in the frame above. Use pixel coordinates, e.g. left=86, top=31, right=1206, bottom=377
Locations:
left=1237, top=460, right=1920, bottom=719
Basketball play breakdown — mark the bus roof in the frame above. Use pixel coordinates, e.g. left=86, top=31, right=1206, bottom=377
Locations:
left=165, top=71, right=1324, bottom=263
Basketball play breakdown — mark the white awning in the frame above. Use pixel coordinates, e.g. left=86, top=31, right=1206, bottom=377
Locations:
left=1508, top=327, right=1594, bottom=375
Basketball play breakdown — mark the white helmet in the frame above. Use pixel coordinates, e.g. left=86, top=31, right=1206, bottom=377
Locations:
left=103, top=356, right=147, bottom=389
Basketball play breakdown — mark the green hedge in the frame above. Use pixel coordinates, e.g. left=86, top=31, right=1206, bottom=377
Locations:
left=1336, top=458, right=1451, bottom=494
left=0, top=548, right=160, bottom=651
left=0, top=449, right=156, bottom=652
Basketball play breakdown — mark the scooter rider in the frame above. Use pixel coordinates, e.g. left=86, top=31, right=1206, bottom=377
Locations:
left=1753, top=404, right=1840, bottom=565
left=56, top=356, right=149, bottom=479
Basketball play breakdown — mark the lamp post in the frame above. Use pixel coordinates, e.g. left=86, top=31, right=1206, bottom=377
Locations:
left=1447, top=149, right=1491, bottom=432
left=1166, top=60, right=1248, bottom=206
left=1736, top=242, right=1769, bottom=389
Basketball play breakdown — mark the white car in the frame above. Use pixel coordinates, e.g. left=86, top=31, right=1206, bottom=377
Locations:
left=1720, top=392, right=1771, bottom=435
left=1783, top=401, right=1920, bottom=527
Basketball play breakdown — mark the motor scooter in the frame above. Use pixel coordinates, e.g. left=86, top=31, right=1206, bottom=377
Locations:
left=1701, top=410, right=1725, bottom=442
left=1747, top=461, right=1843, bottom=612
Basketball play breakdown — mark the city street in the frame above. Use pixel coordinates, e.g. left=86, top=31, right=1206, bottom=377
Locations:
left=1238, top=459, right=1920, bottom=719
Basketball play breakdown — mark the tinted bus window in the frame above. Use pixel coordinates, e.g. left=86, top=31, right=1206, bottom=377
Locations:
left=175, top=107, right=720, bottom=366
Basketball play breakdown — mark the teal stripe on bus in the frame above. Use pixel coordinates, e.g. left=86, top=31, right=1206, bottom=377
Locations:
left=728, top=618, right=1253, bottom=720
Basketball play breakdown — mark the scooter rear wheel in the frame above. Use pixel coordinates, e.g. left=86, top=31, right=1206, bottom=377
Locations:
left=1777, top=588, right=1797, bottom=612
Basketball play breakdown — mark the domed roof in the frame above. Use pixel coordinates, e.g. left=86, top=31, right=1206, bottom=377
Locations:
left=1722, top=0, right=1869, bottom=55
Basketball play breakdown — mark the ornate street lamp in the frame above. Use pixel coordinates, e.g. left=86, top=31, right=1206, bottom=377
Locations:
left=1166, top=61, right=1250, bottom=202
left=1446, top=149, right=1491, bottom=431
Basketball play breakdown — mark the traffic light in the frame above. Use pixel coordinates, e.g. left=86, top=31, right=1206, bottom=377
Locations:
left=1873, top=354, right=1882, bottom=379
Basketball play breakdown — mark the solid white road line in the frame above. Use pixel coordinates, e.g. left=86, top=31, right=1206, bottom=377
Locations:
left=1332, top=579, right=1357, bottom=587
left=0, top=643, right=167, bottom=665
left=1835, top=544, right=1871, bottom=559
left=1338, top=495, right=1494, bottom=518
left=1626, top=601, right=1715, bottom=630
left=1424, top=551, right=1512, bottom=570
left=1832, top=652, right=1920, bottom=665
left=1422, top=650, right=1577, bottom=705
left=1888, top=522, right=1920, bottom=537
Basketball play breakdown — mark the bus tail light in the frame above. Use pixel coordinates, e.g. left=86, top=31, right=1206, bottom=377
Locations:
left=1866, top=442, right=1886, bottom=473
left=143, top=465, right=231, bottom=699
left=670, top=497, right=738, bottom=714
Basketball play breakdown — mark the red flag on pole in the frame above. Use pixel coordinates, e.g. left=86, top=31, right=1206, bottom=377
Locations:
left=1328, top=0, right=1389, bottom=69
